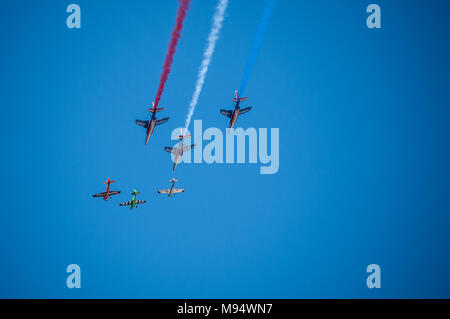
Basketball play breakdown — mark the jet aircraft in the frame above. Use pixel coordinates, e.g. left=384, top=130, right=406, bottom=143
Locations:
left=220, top=90, right=253, bottom=132
left=164, top=129, right=195, bottom=171
left=136, top=102, right=170, bottom=144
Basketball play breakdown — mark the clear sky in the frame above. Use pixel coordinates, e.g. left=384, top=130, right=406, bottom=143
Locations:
left=1, top=0, right=450, bottom=298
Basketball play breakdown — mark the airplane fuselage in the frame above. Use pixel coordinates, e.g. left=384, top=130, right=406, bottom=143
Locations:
left=145, top=114, right=157, bottom=144
left=103, top=183, right=111, bottom=201
left=130, top=195, right=137, bottom=210
left=229, top=106, right=240, bottom=129
left=168, top=183, right=175, bottom=197
left=173, top=141, right=184, bottom=171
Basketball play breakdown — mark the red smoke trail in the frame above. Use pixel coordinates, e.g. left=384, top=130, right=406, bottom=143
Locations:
left=154, top=0, right=191, bottom=108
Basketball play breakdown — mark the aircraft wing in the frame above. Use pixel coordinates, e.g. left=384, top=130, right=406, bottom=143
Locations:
left=220, top=109, right=232, bottom=118
left=119, top=201, right=132, bottom=206
left=164, top=146, right=178, bottom=154
left=93, top=192, right=106, bottom=198
left=135, top=120, right=149, bottom=129
left=171, top=188, right=184, bottom=194
left=109, top=191, right=120, bottom=196
left=183, top=144, right=195, bottom=152
left=135, top=200, right=146, bottom=205
left=156, top=117, right=169, bottom=126
left=157, top=189, right=171, bottom=194
left=239, top=106, right=252, bottom=115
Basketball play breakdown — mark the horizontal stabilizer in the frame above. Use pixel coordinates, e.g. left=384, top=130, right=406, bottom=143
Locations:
left=233, top=97, right=248, bottom=102
left=178, top=134, right=191, bottom=141
left=149, top=107, right=164, bottom=113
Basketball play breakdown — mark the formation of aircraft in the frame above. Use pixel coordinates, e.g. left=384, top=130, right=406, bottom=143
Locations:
left=220, top=90, right=253, bottom=132
left=119, top=189, right=146, bottom=210
left=94, top=90, right=253, bottom=209
left=164, top=129, right=196, bottom=171
left=92, top=178, right=121, bottom=201
left=136, top=102, right=170, bottom=145
left=157, top=178, right=184, bottom=197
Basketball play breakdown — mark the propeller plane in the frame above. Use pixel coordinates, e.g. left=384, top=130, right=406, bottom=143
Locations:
left=92, top=178, right=121, bottom=201
left=157, top=178, right=184, bottom=197
left=119, top=189, right=146, bottom=210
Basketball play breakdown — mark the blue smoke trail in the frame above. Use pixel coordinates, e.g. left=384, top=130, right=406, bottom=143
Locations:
left=238, top=0, right=276, bottom=96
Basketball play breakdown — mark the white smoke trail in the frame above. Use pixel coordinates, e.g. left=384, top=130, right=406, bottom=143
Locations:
left=184, top=0, right=229, bottom=130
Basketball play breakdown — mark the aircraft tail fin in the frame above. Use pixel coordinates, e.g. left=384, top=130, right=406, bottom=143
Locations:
left=104, top=179, right=115, bottom=184
left=170, top=178, right=178, bottom=183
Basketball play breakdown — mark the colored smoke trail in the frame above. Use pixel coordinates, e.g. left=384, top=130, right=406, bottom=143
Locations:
left=238, top=0, right=276, bottom=96
left=184, top=0, right=229, bottom=130
left=154, top=0, right=191, bottom=108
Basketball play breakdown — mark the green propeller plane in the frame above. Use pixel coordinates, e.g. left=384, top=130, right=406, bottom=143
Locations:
left=119, top=189, right=146, bottom=210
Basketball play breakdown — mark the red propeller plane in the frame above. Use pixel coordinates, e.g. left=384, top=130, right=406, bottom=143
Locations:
left=92, top=178, right=121, bottom=201
left=164, top=129, right=195, bottom=171
left=220, top=90, right=253, bottom=132
left=136, top=101, right=170, bottom=145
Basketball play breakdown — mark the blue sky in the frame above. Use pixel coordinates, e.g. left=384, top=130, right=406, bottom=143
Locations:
left=1, top=0, right=450, bottom=298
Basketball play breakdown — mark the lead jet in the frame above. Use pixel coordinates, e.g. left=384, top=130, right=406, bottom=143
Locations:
left=220, top=90, right=253, bottom=132
left=136, top=102, right=170, bottom=145
left=92, top=178, right=121, bottom=201
left=164, top=129, right=195, bottom=171
left=119, top=189, right=146, bottom=210
left=157, top=178, right=184, bottom=197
